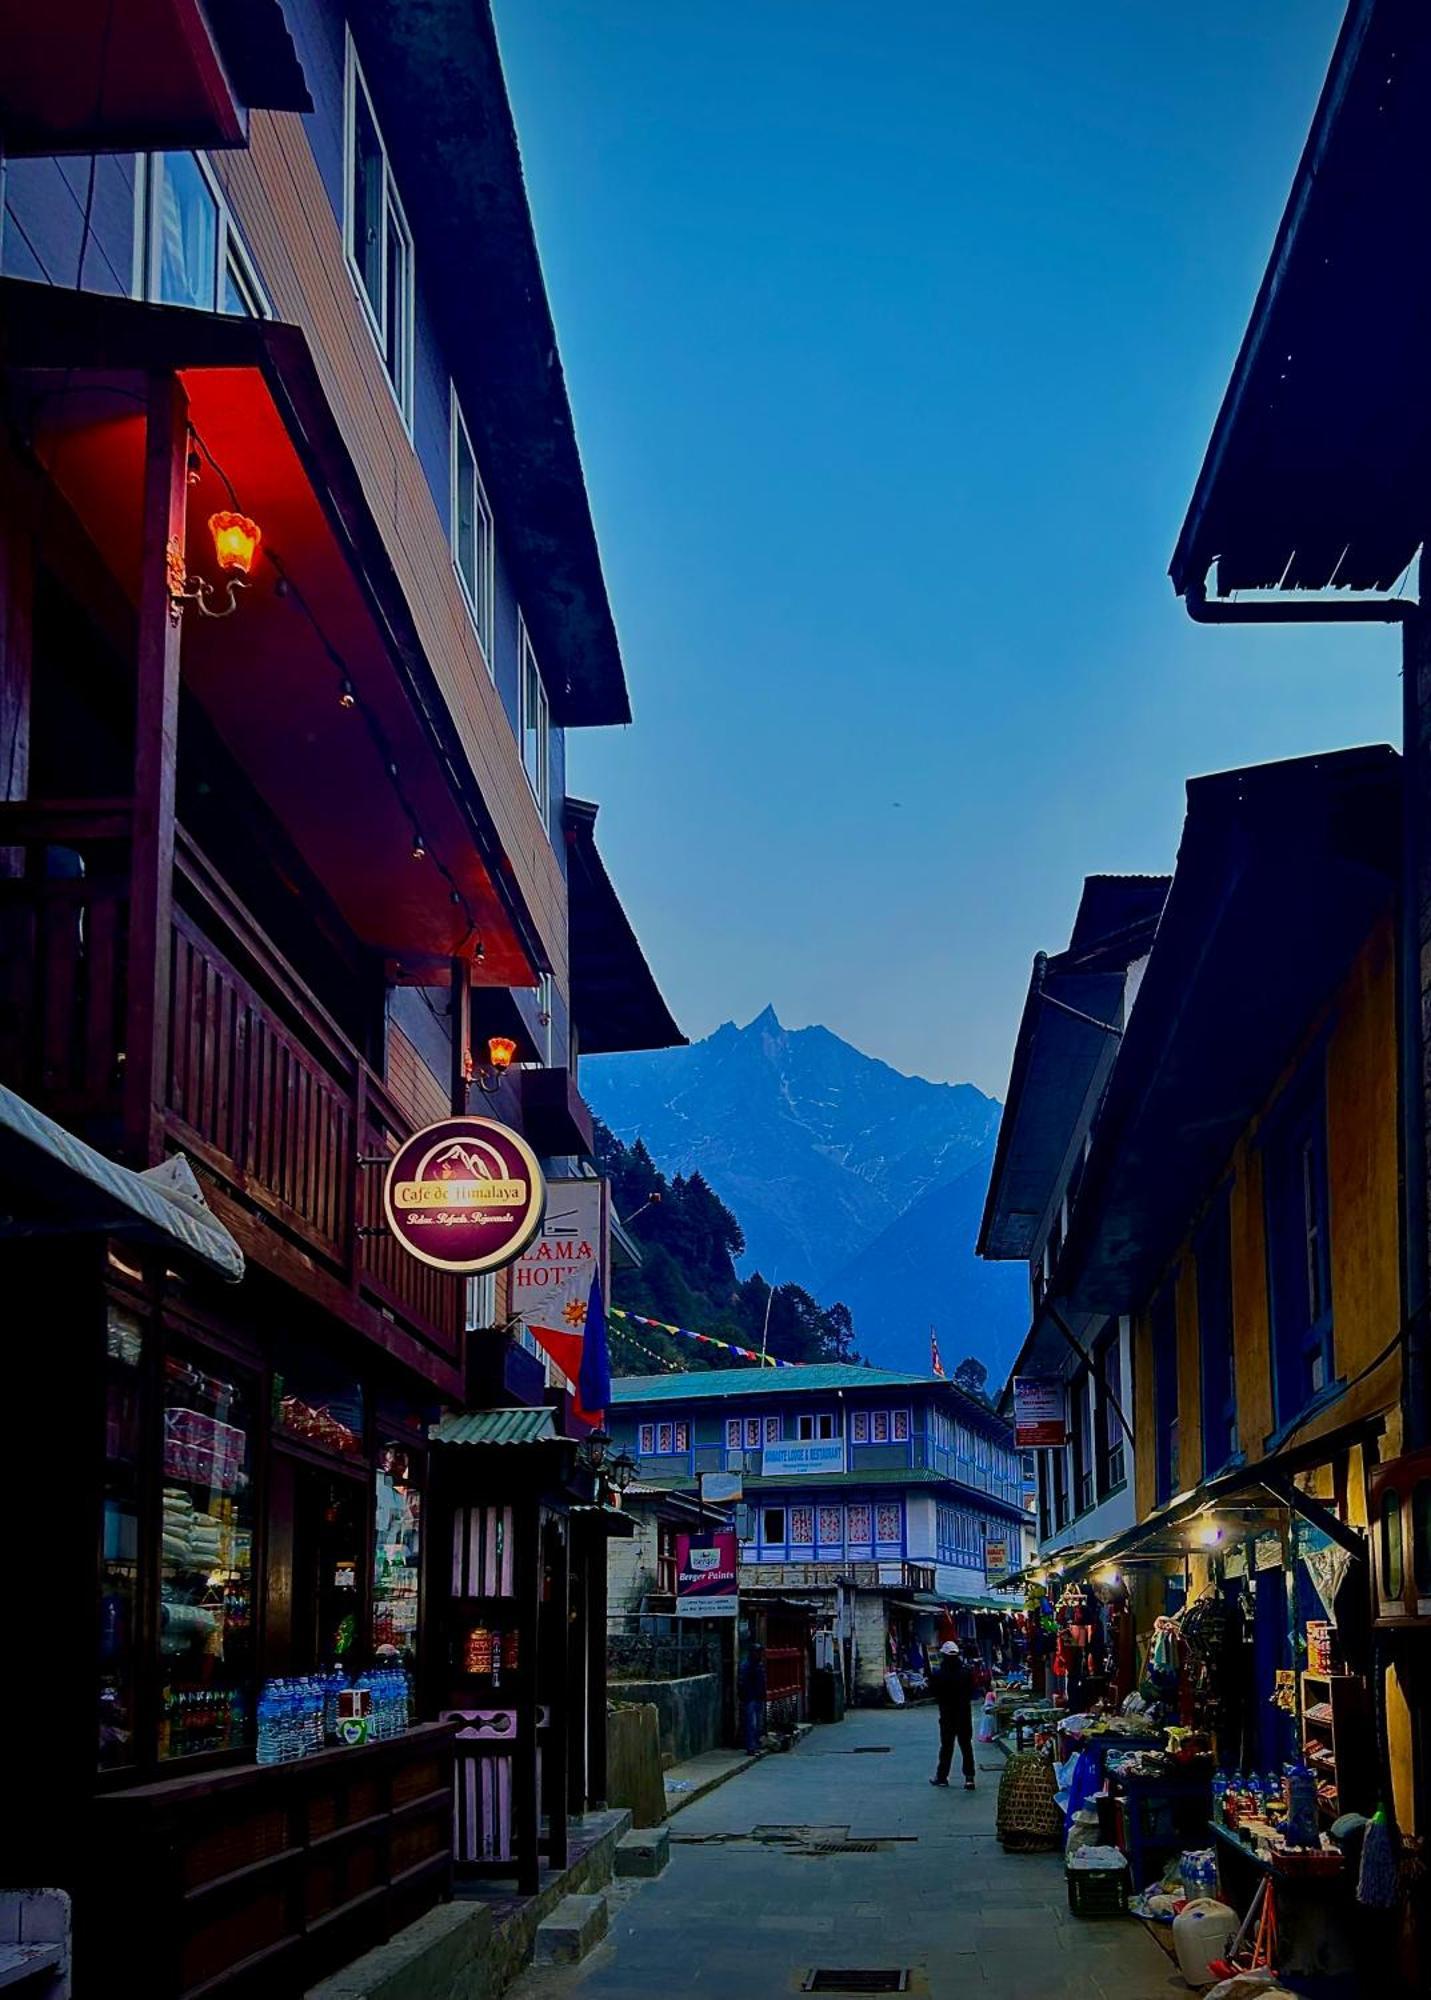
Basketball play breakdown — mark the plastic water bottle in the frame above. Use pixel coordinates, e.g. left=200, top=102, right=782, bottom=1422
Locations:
left=322, top=1666, right=344, bottom=1745
left=256, top=1681, right=283, bottom=1765
left=1211, top=1771, right=1228, bottom=1826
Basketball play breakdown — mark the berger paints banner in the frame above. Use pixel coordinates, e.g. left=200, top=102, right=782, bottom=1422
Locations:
left=675, top=1529, right=739, bottom=1618
left=382, top=1116, right=546, bottom=1274
left=1012, top=1377, right=1068, bottom=1449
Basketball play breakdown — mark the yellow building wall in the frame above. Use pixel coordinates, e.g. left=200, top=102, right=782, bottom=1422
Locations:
left=1130, top=916, right=1401, bottom=1493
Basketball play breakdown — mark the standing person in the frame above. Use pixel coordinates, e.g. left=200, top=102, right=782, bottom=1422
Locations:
left=929, top=1640, right=976, bottom=1790
left=739, top=1641, right=767, bottom=1756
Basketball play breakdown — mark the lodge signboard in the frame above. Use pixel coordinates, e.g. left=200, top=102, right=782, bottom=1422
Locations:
left=512, top=1177, right=607, bottom=1340
left=675, top=1529, right=739, bottom=1618
left=1012, top=1377, right=1067, bottom=1449
left=382, top=1116, right=546, bottom=1273
left=761, top=1439, right=845, bottom=1477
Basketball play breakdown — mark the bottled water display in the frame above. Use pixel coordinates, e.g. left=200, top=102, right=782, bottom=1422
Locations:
left=255, top=1666, right=410, bottom=1761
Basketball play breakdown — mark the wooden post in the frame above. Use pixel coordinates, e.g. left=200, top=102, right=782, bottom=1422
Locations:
left=545, top=1515, right=570, bottom=1869
left=586, top=1520, right=608, bottom=1808
left=449, top=955, right=470, bottom=1115
left=123, top=373, right=188, bottom=1166
left=513, top=1497, right=542, bottom=1895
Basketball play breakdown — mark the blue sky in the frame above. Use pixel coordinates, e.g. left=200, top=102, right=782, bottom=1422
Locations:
left=496, top=1, right=1399, bottom=1097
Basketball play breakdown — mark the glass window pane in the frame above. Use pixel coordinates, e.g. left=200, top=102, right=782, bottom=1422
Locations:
left=1382, top=1491, right=1403, bottom=1599
left=373, top=1444, right=422, bottom=1659
left=352, top=85, right=385, bottom=315
left=274, top=1341, right=366, bottom=1459
left=160, top=1351, right=255, bottom=1759
left=384, top=208, right=406, bottom=391
left=455, top=419, right=477, bottom=600
left=1413, top=1482, right=1431, bottom=1598
left=155, top=153, right=218, bottom=311
left=100, top=1302, right=145, bottom=1771
left=222, top=246, right=260, bottom=317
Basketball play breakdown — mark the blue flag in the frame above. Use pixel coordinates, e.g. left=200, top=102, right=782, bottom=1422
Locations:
left=577, top=1268, right=611, bottom=1421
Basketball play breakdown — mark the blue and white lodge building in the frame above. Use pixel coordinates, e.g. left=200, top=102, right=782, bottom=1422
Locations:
left=608, top=1364, right=1028, bottom=1700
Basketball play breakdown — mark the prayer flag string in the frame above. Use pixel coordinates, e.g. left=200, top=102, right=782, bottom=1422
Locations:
left=607, top=1306, right=795, bottom=1367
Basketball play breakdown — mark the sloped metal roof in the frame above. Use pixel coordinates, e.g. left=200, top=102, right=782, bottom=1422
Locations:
left=431, top=1407, right=558, bottom=1446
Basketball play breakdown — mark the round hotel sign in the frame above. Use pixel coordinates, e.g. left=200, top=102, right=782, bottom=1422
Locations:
left=381, top=1116, right=546, bottom=1274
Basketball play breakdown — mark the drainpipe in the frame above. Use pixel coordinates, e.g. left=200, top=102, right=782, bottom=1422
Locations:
left=1183, top=569, right=1428, bottom=1450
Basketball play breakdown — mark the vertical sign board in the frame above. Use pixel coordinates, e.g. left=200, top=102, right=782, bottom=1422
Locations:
left=511, top=1177, right=609, bottom=1367
left=984, top=1536, right=1010, bottom=1576
left=1012, top=1377, right=1068, bottom=1449
left=675, top=1530, right=739, bottom=1618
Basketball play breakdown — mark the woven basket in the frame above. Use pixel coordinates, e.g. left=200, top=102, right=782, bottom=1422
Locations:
left=996, top=1750, right=1064, bottom=1851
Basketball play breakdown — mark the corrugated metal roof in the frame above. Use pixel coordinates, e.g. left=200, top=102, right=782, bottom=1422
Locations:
left=431, top=1407, right=558, bottom=1446
left=610, top=1364, right=942, bottom=1404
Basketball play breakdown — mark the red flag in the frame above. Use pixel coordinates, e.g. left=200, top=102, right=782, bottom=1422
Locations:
left=930, top=1327, right=946, bottom=1378
left=526, top=1323, right=599, bottom=1430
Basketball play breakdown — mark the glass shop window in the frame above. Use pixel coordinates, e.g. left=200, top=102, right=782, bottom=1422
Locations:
left=373, top=1443, right=422, bottom=1661
left=292, top=1468, right=365, bottom=1670
left=99, top=1301, right=145, bottom=1771
left=1382, top=1490, right=1403, bottom=1600
left=274, top=1342, right=366, bottom=1459
left=160, top=1350, right=255, bottom=1760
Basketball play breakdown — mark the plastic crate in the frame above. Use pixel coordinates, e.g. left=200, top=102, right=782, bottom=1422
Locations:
left=1066, top=1860, right=1130, bottom=1919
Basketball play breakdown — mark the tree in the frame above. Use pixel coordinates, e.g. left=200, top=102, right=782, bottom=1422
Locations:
left=953, top=1355, right=993, bottom=1407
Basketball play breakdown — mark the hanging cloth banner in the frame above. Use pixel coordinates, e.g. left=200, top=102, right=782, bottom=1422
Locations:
left=607, top=1306, right=796, bottom=1368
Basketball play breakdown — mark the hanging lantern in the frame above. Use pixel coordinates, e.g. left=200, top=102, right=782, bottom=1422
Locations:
left=208, top=510, right=262, bottom=576
left=487, top=1035, right=518, bottom=1073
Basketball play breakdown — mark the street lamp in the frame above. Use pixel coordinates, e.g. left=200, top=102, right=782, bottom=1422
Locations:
left=578, top=1428, right=612, bottom=1475
left=606, top=1448, right=637, bottom=1496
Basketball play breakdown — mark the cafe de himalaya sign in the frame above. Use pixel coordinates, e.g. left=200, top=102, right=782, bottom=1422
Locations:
left=381, top=1116, right=546, bottom=1274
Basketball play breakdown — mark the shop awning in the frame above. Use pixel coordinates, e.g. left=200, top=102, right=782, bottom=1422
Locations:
left=1170, top=0, right=1431, bottom=598
left=565, top=799, right=684, bottom=1056
left=0, top=1081, right=243, bottom=1281
left=432, top=1408, right=559, bottom=1446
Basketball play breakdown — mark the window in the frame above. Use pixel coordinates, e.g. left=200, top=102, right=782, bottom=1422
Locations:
left=536, top=973, right=554, bottom=1066
left=638, top=1423, right=655, bottom=1455
left=450, top=390, right=495, bottom=665
left=764, top=1414, right=781, bottom=1444
left=139, top=153, right=266, bottom=317
left=892, top=1409, right=909, bottom=1443
left=726, top=1418, right=742, bottom=1450
left=872, top=1411, right=890, bottom=1444
left=1264, top=1073, right=1334, bottom=1425
left=1050, top=1444, right=1069, bottom=1530
left=373, top=1444, right=421, bottom=1654
left=1070, top=1370, right=1092, bottom=1515
left=466, top=1271, right=497, bottom=1331
left=344, top=34, right=414, bottom=426
left=790, top=1505, right=815, bottom=1545
left=1151, top=1287, right=1180, bottom=1505
left=851, top=1410, right=869, bottom=1444
left=875, top=1502, right=901, bottom=1544
left=797, top=1412, right=833, bottom=1439
left=657, top=1522, right=677, bottom=1595
left=1381, top=1491, right=1403, bottom=1600
left=817, top=1505, right=842, bottom=1545
left=100, top=1302, right=145, bottom=1770
left=657, top=1423, right=673, bottom=1455
left=1094, top=1325, right=1126, bottom=1497
left=518, top=616, right=550, bottom=821
left=761, top=1508, right=786, bottom=1547
left=673, top=1422, right=689, bottom=1452
left=846, top=1503, right=872, bottom=1544
left=1197, top=1194, right=1238, bottom=1474
left=160, top=1350, right=256, bottom=1759
left=744, top=1418, right=762, bottom=1450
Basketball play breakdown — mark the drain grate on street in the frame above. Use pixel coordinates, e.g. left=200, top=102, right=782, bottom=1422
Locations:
left=802, top=1973, right=910, bottom=1994
left=801, top=1841, right=882, bottom=1855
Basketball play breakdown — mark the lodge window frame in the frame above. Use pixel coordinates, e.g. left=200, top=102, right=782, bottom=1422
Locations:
left=343, top=28, right=416, bottom=434
left=1196, top=1187, right=1238, bottom=1476
left=135, top=151, right=268, bottom=318
left=1150, top=1282, right=1180, bottom=1506
left=761, top=1506, right=786, bottom=1549
left=1261, top=1059, right=1336, bottom=1435
left=449, top=385, right=496, bottom=670
left=796, top=1411, right=837, bottom=1441
left=517, top=615, right=551, bottom=825
left=1070, top=1367, right=1092, bottom=1516
left=1093, top=1323, right=1126, bottom=1499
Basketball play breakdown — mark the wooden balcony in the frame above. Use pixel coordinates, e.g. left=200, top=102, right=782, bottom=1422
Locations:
left=0, top=803, right=464, bottom=1388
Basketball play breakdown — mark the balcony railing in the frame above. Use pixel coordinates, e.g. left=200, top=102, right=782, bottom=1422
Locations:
left=0, top=804, right=463, bottom=1365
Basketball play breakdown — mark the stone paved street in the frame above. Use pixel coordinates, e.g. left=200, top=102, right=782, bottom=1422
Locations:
left=509, top=1705, right=1181, bottom=2000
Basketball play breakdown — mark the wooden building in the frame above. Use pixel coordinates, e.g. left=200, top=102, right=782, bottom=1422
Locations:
left=0, top=4, right=680, bottom=1993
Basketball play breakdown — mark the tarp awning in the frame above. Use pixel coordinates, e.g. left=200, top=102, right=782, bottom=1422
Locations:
left=0, top=1082, right=244, bottom=1281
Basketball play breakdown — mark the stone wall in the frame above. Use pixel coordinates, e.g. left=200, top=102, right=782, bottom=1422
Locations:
left=610, top=1674, right=721, bottom=1764
left=852, top=1590, right=890, bottom=1698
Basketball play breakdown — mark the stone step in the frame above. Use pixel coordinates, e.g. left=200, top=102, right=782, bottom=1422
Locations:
left=614, top=1826, right=670, bottom=1879
left=532, top=1893, right=609, bottom=1966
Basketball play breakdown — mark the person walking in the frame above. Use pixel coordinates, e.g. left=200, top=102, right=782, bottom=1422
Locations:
left=739, top=1641, right=767, bottom=1756
left=929, top=1640, right=976, bottom=1790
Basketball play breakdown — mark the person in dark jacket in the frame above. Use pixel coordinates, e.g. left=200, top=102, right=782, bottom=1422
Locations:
left=929, top=1641, right=976, bottom=1789
left=739, top=1643, right=767, bottom=1755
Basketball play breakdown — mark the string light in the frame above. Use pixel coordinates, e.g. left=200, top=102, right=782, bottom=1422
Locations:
left=186, top=422, right=486, bottom=947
